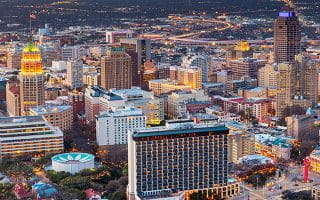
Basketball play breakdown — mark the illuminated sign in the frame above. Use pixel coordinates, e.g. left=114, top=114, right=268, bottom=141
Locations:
left=279, top=12, right=294, bottom=18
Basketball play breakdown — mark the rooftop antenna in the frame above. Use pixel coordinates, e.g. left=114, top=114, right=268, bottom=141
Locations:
left=29, top=12, right=36, bottom=42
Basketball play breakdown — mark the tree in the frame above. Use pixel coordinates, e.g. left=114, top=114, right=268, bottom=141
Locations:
left=121, top=164, right=128, bottom=176
left=282, top=105, right=306, bottom=118
left=59, top=176, right=91, bottom=190
left=246, top=173, right=267, bottom=187
left=104, top=180, right=120, bottom=195
left=0, top=183, right=16, bottom=200
left=46, top=170, right=71, bottom=184
left=110, top=191, right=126, bottom=200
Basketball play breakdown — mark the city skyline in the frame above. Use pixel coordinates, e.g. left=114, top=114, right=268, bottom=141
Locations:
left=0, top=1, right=319, bottom=200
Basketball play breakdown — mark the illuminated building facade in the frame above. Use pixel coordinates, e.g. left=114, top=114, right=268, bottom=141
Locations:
left=148, top=79, right=192, bottom=95
left=275, top=55, right=318, bottom=117
left=120, top=38, right=151, bottom=87
left=101, top=47, right=132, bottom=90
left=19, top=43, right=45, bottom=115
left=6, top=47, right=22, bottom=69
left=128, top=120, right=239, bottom=200
left=0, top=115, right=64, bottom=159
left=170, top=66, right=202, bottom=89
left=226, top=41, right=253, bottom=61
left=274, top=8, right=300, bottom=63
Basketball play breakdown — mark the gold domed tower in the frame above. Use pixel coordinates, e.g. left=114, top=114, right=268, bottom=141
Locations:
left=20, top=43, right=45, bottom=115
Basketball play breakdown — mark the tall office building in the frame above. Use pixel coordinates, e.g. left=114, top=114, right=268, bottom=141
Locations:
left=182, top=55, right=209, bottom=82
left=120, top=38, right=151, bottom=87
left=6, top=47, right=22, bottom=69
left=274, top=8, right=301, bottom=63
left=299, top=56, right=318, bottom=107
left=6, top=81, right=21, bottom=116
left=128, top=120, right=240, bottom=200
left=19, top=43, right=45, bottom=115
left=275, top=55, right=318, bottom=117
left=101, top=47, right=132, bottom=90
left=275, top=63, right=297, bottom=117
left=66, top=59, right=84, bottom=89
left=170, top=66, right=202, bottom=89
left=258, top=64, right=279, bottom=89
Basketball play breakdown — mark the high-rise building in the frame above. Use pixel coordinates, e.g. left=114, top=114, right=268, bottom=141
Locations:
left=286, top=114, right=314, bottom=140
left=275, top=55, right=318, bottom=117
left=228, top=58, right=266, bottom=80
left=258, top=64, right=279, bottom=89
left=169, top=66, right=202, bottom=89
left=96, top=107, right=146, bottom=146
left=274, top=8, right=301, bottom=63
left=275, top=63, right=297, bottom=117
left=182, top=55, right=209, bottom=82
left=128, top=120, right=239, bottom=200
left=299, top=57, right=318, bottom=107
left=19, top=43, right=45, bottom=115
left=0, top=115, right=64, bottom=158
left=6, top=81, right=21, bottom=116
left=6, top=47, right=22, bottom=69
left=101, top=47, right=132, bottom=90
left=68, top=91, right=85, bottom=121
left=66, top=59, right=84, bottom=89
left=120, top=38, right=151, bottom=87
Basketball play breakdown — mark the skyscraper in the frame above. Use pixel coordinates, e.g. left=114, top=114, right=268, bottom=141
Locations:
left=19, top=43, right=45, bottom=115
left=128, top=120, right=240, bottom=200
left=275, top=55, right=318, bottom=117
left=120, top=38, right=151, bottom=87
left=66, top=59, right=84, bottom=89
left=101, top=47, right=132, bottom=90
left=274, top=8, right=301, bottom=63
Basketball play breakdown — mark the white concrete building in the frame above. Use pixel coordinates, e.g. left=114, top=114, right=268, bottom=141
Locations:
left=52, top=61, right=67, bottom=71
left=52, top=153, right=94, bottom=174
left=96, top=107, right=146, bottom=146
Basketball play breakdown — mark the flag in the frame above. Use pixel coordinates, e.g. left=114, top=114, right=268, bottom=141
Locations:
left=30, top=13, right=36, bottom=20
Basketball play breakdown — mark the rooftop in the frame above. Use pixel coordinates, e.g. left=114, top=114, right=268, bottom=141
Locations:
left=97, top=107, right=143, bottom=118
left=133, top=120, right=228, bottom=138
left=0, top=115, right=44, bottom=124
left=52, top=153, right=94, bottom=164
left=23, top=42, right=40, bottom=53
left=30, top=104, right=72, bottom=114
